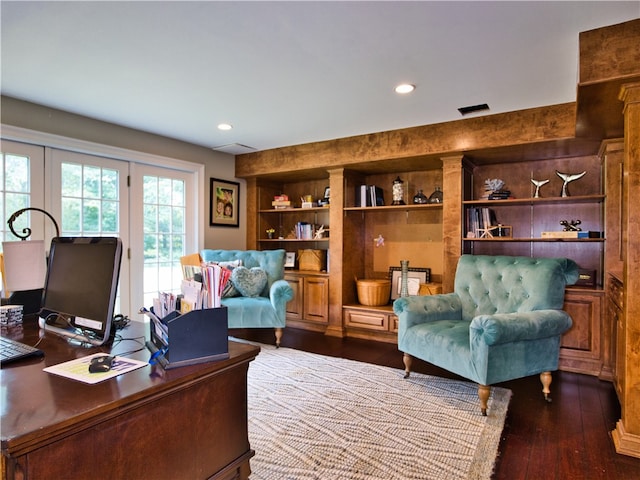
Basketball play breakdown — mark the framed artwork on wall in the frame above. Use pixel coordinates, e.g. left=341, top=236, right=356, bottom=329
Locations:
left=210, top=178, right=240, bottom=227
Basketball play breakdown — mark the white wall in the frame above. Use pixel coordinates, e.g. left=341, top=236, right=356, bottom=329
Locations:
left=1, top=96, right=246, bottom=251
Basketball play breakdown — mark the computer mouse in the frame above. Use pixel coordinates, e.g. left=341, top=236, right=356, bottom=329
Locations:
left=88, top=355, right=115, bottom=373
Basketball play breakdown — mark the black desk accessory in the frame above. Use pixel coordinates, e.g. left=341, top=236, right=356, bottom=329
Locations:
left=146, top=307, right=229, bottom=369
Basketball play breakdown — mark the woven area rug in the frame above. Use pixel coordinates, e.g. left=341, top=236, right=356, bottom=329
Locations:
left=245, top=342, right=511, bottom=480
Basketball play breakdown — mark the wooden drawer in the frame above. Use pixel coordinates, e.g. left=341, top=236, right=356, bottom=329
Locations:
left=344, top=309, right=389, bottom=331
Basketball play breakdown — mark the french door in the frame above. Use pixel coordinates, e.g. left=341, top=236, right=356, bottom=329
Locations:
left=49, top=149, right=131, bottom=316
left=1, top=140, right=45, bottom=243
left=129, top=163, right=198, bottom=310
left=1, top=137, right=200, bottom=318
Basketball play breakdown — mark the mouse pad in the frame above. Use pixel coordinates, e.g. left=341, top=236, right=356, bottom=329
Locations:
left=44, top=353, right=148, bottom=384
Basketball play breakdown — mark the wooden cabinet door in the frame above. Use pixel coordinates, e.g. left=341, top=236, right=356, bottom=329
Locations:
left=560, top=289, right=605, bottom=376
left=303, top=276, right=329, bottom=324
left=285, top=275, right=303, bottom=321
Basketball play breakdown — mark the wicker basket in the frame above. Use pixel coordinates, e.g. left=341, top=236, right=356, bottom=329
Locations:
left=418, top=282, right=443, bottom=295
left=356, top=279, right=391, bottom=306
left=297, top=249, right=327, bottom=271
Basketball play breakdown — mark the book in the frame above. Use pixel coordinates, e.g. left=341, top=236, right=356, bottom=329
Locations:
left=541, top=231, right=579, bottom=238
left=369, top=185, right=384, bottom=206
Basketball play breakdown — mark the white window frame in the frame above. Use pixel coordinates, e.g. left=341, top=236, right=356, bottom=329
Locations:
left=1, top=124, right=205, bottom=317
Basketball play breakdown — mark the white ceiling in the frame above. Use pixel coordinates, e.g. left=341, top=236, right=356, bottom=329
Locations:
left=1, top=1, right=639, bottom=155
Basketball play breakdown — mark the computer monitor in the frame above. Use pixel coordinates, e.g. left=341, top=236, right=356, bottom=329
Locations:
left=38, top=236, right=122, bottom=346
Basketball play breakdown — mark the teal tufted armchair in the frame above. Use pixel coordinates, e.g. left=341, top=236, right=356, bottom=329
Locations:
left=200, top=249, right=294, bottom=347
left=394, top=255, right=579, bottom=415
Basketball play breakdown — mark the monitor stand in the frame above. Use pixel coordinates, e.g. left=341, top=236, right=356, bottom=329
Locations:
left=38, top=316, right=107, bottom=346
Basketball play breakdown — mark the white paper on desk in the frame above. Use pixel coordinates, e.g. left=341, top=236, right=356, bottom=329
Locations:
left=2, top=240, right=46, bottom=292
left=43, top=353, right=148, bottom=384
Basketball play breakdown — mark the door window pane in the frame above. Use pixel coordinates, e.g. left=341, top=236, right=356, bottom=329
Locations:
left=60, top=163, right=120, bottom=236
left=142, top=175, right=186, bottom=307
left=1, top=152, right=32, bottom=243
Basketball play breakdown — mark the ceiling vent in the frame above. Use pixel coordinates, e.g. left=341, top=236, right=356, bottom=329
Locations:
left=212, top=143, right=257, bottom=155
left=458, top=103, right=490, bottom=115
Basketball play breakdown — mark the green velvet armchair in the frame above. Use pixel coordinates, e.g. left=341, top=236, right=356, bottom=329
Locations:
left=394, top=255, right=579, bottom=415
left=200, top=249, right=294, bottom=347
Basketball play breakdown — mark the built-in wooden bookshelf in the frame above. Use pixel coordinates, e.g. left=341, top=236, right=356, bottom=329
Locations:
left=237, top=25, right=639, bottom=459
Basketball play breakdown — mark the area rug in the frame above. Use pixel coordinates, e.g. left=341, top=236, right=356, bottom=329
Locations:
left=245, top=342, right=511, bottom=480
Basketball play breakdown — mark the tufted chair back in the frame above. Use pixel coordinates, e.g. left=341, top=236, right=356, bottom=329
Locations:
left=200, top=249, right=286, bottom=297
left=454, top=255, right=579, bottom=321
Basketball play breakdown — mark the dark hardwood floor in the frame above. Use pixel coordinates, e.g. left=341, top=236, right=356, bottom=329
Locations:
left=232, top=327, right=640, bottom=480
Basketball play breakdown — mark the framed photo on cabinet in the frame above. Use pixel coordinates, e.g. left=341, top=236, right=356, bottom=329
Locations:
left=284, top=251, right=296, bottom=268
left=210, top=178, right=240, bottom=227
left=388, top=267, right=431, bottom=300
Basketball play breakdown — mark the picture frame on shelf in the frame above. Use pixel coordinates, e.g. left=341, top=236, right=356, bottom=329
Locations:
left=388, top=267, right=431, bottom=300
left=284, top=251, right=296, bottom=269
left=210, top=178, right=240, bottom=227
left=318, top=186, right=331, bottom=206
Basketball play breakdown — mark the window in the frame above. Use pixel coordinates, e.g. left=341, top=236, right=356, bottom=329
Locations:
left=0, top=140, right=45, bottom=244
left=1, top=129, right=202, bottom=318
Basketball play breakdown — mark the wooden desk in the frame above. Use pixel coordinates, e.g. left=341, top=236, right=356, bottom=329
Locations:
left=1, top=318, right=259, bottom=480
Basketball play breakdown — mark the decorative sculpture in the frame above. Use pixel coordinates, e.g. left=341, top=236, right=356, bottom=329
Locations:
left=392, top=176, right=405, bottom=205
left=400, top=260, right=409, bottom=297
left=556, top=171, right=586, bottom=197
left=531, top=178, right=549, bottom=198
left=560, top=219, right=582, bottom=232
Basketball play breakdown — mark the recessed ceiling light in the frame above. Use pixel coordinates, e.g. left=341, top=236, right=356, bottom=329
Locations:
left=394, top=83, right=415, bottom=94
left=217, top=123, right=233, bottom=131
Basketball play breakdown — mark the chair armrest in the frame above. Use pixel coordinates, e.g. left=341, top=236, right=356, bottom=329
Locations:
left=470, top=310, right=573, bottom=346
left=393, top=293, right=463, bottom=330
left=269, top=279, right=294, bottom=323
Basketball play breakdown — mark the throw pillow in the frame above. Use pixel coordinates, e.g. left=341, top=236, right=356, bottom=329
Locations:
left=231, top=266, right=268, bottom=297
left=216, top=260, right=242, bottom=298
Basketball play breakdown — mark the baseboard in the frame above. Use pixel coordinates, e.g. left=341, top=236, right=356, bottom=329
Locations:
left=612, top=420, right=640, bottom=458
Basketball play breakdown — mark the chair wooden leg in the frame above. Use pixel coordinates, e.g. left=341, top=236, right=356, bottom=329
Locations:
left=540, top=371, right=553, bottom=403
left=478, top=384, right=490, bottom=416
left=403, top=353, right=412, bottom=378
left=275, top=328, right=283, bottom=348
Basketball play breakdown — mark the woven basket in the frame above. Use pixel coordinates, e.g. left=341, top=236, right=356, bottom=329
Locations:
left=418, top=282, right=443, bottom=295
left=356, top=279, right=391, bottom=306
left=297, top=249, right=327, bottom=271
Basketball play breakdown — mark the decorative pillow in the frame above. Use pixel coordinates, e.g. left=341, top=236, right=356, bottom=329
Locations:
left=216, top=260, right=242, bottom=298
left=231, top=266, right=268, bottom=297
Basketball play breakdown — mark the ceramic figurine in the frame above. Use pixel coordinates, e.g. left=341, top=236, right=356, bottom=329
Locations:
left=556, top=170, right=586, bottom=197
left=531, top=178, right=549, bottom=198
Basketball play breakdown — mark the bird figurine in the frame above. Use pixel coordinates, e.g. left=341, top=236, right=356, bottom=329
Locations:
left=531, top=178, right=549, bottom=198
left=556, top=170, right=586, bottom=197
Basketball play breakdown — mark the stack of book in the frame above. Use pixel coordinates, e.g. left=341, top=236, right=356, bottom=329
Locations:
left=295, top=222, right=314, bottom=240
left=355, top=185, right=385, bottom=207
left=466, top=207, right=497, bottom=237
left=487, top=190, right=512, bottom=200
left=541, top=231, right=603, bottom=239
left=272, top=194, right=291, bottom=209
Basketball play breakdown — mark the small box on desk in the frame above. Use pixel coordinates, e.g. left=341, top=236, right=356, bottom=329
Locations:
left=147, top=307, right=229, bottom=369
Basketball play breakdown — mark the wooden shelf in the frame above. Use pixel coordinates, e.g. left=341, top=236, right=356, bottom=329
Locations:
left=259, top=238, right=329, bottom=242
left=344, top=203, right=443, bottom=212
left=259, top=207, right=330, bottom=213
left=343, top=303, right=394, bottom=312
left=463, top=194, right=605, bottom=206
left=463, top=237, right=605, bottom=242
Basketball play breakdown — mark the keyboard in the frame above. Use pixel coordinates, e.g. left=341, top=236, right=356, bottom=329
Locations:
left=0, top=336, right=44, bottom=365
